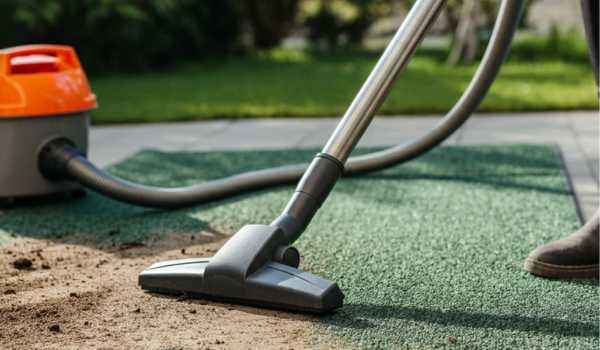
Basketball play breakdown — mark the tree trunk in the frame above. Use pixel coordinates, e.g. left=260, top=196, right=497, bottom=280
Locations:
left=244, top=0, right=299, bottom=49
left=447, top=0, right=480, bottom=65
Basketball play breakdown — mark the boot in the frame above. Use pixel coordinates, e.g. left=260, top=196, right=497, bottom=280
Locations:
left=524, top=210, right=599, bottom=279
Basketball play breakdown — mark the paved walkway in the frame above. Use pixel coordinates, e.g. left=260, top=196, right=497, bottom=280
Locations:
left=90, top=111, right=598, bottom=221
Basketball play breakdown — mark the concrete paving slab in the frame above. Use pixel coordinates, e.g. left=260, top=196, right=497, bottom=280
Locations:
left=89, top=121, right=230, bottom=166
left=458, top=114, right=571, bottom=145
left=296, top=115, right=462, bottom=148
left=191, top=119, right=319, bottom=151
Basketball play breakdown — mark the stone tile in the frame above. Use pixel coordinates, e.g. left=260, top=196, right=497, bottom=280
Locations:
left=90, top=120, right=231, bottom=166
left=190, top=119, right=320, bottom=151
left=459, top=114, right=571, bottom=145
left=577, top=193, right=599, bottom=222
left=297, top=115, right=461, bottom=148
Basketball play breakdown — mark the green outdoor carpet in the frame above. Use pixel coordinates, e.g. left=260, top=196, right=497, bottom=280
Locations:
left=1, top=144, right=598, bottom=349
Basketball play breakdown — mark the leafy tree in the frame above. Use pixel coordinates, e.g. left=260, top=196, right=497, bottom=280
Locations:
left=304, top=0, right=395, bottom=48
left=0, top=0, right=243, bottom=73
left=444, top=0, right=497, bottom=65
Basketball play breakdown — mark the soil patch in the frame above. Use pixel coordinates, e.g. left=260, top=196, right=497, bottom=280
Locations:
left=0, top=234, right=333, bottom=350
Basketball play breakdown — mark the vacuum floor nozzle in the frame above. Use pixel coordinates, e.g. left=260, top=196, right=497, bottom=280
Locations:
left=139, top=225, right=344, bottom=313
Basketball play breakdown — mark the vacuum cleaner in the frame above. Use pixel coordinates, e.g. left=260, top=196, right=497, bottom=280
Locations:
left=0, top=0, right=524, bottom=312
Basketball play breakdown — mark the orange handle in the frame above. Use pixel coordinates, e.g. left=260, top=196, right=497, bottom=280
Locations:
left=0, top=44, right=97, bottom=117
left=0, top=44, right=82, bottom=74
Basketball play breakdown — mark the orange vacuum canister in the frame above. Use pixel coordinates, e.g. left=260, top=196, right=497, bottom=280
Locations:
left=0, top=44, right=97, bottom=201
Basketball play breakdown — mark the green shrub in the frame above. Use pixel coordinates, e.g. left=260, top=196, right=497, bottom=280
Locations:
left=509, top=28, right=590, bottom=63
left=304, top=0, right=393, bottom=48
left=0, top=0, right=243, bottom=74
left=415, top=29, right=590, bottom=65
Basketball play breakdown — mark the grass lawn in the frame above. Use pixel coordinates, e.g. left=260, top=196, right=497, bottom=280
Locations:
left=1, top=145, right=597, bottom=349
left=89, top=49, right=598, bottom=124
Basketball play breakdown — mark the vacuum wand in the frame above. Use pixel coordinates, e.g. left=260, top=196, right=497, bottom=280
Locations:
left=272, top=0, right=447, bottom=243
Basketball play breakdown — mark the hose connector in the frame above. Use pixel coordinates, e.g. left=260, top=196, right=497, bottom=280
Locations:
left=38, top=138, right=83, bottom=180
left=272, top=153, right=344, bottom=243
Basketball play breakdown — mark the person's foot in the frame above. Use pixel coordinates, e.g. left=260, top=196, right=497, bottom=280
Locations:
left=524, top=210, right=599, bottom=279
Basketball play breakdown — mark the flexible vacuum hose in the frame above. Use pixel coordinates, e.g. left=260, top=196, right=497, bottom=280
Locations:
left=41, top=0, right=524, bottom=209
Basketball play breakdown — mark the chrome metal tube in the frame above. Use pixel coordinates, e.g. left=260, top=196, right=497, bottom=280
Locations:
left=322, top=0, right=446, bottom=162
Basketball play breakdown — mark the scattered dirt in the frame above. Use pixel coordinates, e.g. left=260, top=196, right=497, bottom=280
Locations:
left=117, top=241, right=145, bottom=250
left=0, top=232, right=335, bottom=350
left=12, top=257, right=33, bottom=270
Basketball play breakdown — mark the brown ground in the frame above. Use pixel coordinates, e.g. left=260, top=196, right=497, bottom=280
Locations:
left=0, top=232, right=337, bottom=350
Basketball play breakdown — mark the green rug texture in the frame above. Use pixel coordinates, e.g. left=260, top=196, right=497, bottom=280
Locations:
left=1, top=144, right=598, bottom=349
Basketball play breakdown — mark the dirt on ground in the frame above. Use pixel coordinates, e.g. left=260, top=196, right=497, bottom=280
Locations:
left=0, top=231, right=335, bottom=350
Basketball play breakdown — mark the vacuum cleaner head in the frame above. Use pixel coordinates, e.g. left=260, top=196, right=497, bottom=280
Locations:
left=139, top=224, right=344, bottom=313
left=139, top=258, right=343, bottom=313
